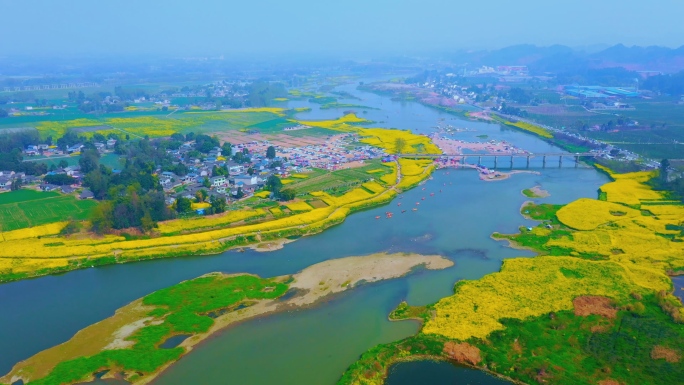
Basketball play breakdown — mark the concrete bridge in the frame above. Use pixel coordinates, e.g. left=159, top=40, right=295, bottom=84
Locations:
left=398, top=152, right=597, bottom=168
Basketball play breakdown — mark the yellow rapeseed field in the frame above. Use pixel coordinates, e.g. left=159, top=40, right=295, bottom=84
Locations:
left=556, top=198, right=641, bottom=230
left=156, top=209, right=267, bottom=234
left=285, top=201, right=313, bottom=212
left=361, top=181, right=385, bottom=194
left=424, top=166, right=683, bottom=343
left=0, top=222, right=67, bottom=241
left=298, top=113, right=370, bottom=131
left=424, top=256, right=667, bottom=341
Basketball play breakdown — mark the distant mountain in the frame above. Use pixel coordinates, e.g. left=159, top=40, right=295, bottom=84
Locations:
left=588, top=44, right=684, bottom=72
left=457, top=44, right=684, bottom=73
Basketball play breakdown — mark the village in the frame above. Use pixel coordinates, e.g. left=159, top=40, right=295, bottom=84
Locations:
left=6, top=131, right=389, bottom=213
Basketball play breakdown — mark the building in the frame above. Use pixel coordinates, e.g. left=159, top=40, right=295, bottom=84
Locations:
left=234, top=175, right=258, bottom=186
left=79, top=189, right=94, bottom=199
left=210, top=176, right=227, bottom=187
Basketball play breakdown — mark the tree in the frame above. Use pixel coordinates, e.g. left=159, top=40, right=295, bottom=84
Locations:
left=235, top=187, right=245, bottom=199
left=202, top=177, right=211, bottom=189
left=195, top=189, right=208, bottom=203
left=394, top=138, right=407, bottom=154
left=266, top=145, right=276, bottom=159
left=660, top=159, right=670, bottom=183
left=266, top=175, right=283, bottom=194
left=221, top=142, right=233, bottom=157
left=91, top=202, right=113, bottom=234
left=60, top=219, right=82, bottom=236
left=210, top=195, right=226, bottom=214
left=140, top=212, right=155, bottom=233
left=79, top=149, right=100, bottom=174
left=247, top=167, right=255, bottom=175
left=58, top=159, right=69, bottom=169
left=44, top=174, right=76, bottom=185
left=279, top=188, right=296, bottom=201
left=175, top=197, right=192, bottom=213
left=10, top=177, right=22, bottom=191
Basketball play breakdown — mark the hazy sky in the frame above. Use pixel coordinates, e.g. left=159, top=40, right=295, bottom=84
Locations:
left=2, top=0, right=683, bottom=56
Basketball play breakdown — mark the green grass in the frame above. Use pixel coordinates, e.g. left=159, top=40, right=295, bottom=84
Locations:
left=27, top=274, right=289, bottom=385
left=338, top=294, right=684, bottom=385
left=246, top=117, right=297, bottom=133
left=287, top=160, right=391, bottom=196
left=475, top=294, right=684, bottom=385
left=521, top=203, right=563, bottom=222
left=522, top=188, right=537, bottom=198
left=0, top=190, right=97, bottom=231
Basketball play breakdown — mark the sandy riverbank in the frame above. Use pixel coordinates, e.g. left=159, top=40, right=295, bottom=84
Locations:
left=2, top=252, right=453, bottom=385
left=431, top=134, right=529, bottom=155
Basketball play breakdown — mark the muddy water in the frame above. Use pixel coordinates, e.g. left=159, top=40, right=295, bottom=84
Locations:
left=0, top=79, right=609, bottom=385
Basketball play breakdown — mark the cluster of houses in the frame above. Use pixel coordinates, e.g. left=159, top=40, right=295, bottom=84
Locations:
left=24, top=138, right=117, bottom=157
left=0, top=168, right=95, bottom=199
left=5, top=132, right=393, bottom=214
left=278, top=134, right=386, bottom=170
left=161, top=142, right=285, bottom=205
left=161, top=134, right=389, bottom=206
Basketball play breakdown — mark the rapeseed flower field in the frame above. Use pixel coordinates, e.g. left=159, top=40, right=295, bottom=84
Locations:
left=423, top=165, right=684, bottom=341
left=424, top=256, right=664, bottom=340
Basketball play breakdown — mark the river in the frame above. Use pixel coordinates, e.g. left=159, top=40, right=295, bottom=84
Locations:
left=0, top=78, right=610, bottom=384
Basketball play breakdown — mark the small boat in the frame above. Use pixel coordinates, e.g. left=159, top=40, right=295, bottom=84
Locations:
left=416, top=202, right=420, bottom=205
left=421, top=197, right=425, bottom=200
left=397, top=203, right=402, bottom=206
left=422, top=187, right=426, bottom=190
left=375, top=216, right=380, bottom=219
left=412, top=208, right=418, bottom=211
left=430, top=193, right=435, bottom=196
left=401, top=210, right=406, bottom=213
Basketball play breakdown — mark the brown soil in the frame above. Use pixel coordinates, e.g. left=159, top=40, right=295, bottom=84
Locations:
left=598, top=380, right=621, bottom=385
left=511, top=339, right=523, bottom=354
left=651, top=345, right=681, bottom=363
left=443, top=341, right=482, bottom=366
left=573, top=296, right=617, bottom=319
left=308, top=199, right=329, bottom=208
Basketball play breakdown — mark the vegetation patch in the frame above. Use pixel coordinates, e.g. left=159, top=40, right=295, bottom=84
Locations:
left=3, top=274, right=288, bottom=385
left=0, top=190, right=97, bottom=231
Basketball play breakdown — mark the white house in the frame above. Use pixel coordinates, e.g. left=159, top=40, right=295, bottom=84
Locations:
left=210, top=176, right=227, bottom=187
left=234, top=175, right=258, bottom=186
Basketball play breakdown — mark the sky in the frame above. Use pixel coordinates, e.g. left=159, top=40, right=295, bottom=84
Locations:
left=1, top=0, right=684, bottom=57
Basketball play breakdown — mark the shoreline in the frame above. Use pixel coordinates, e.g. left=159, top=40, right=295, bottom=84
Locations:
left=0, top=159, right=418, bottom=284
left=2, top=252, right=454, bottom=385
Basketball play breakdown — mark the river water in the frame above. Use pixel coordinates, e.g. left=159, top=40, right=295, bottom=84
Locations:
left=0, top=79, right=609, bottom=384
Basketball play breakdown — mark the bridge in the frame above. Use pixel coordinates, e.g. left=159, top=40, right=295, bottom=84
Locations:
left=397, top=152, right=597, bottom=168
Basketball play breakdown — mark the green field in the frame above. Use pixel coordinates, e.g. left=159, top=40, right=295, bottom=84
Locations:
left=0, top=189, right=98, bottom=231
left=526, top=99, right=684, bottom=159
left=246, top=117, right=297, bottom=133
left=289, top=160, right=392, bottom=196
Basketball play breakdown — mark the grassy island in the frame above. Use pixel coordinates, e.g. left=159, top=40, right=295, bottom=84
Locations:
left=0, top=253, right=453, bottom=385
left=337, top=167, right=684, bottom=385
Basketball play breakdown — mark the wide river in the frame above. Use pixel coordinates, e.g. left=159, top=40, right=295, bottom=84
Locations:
left=0, top=79, right=610, bottom=384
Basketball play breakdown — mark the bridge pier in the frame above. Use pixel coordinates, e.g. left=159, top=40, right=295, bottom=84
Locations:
left=559, top=156, right=563, bottom=167
left=575, top=155, right=579, bottom=168
left=510, top=155, right=514, bottom=168
left=478, top=156, right=481, bottom=165
left=494, top=156, right=498, bottom=168
left=526, top=156, right=530, bottom=168
left=542, top=155, right=546, bottom=168
left=461, top=156, right=466, bottom=167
